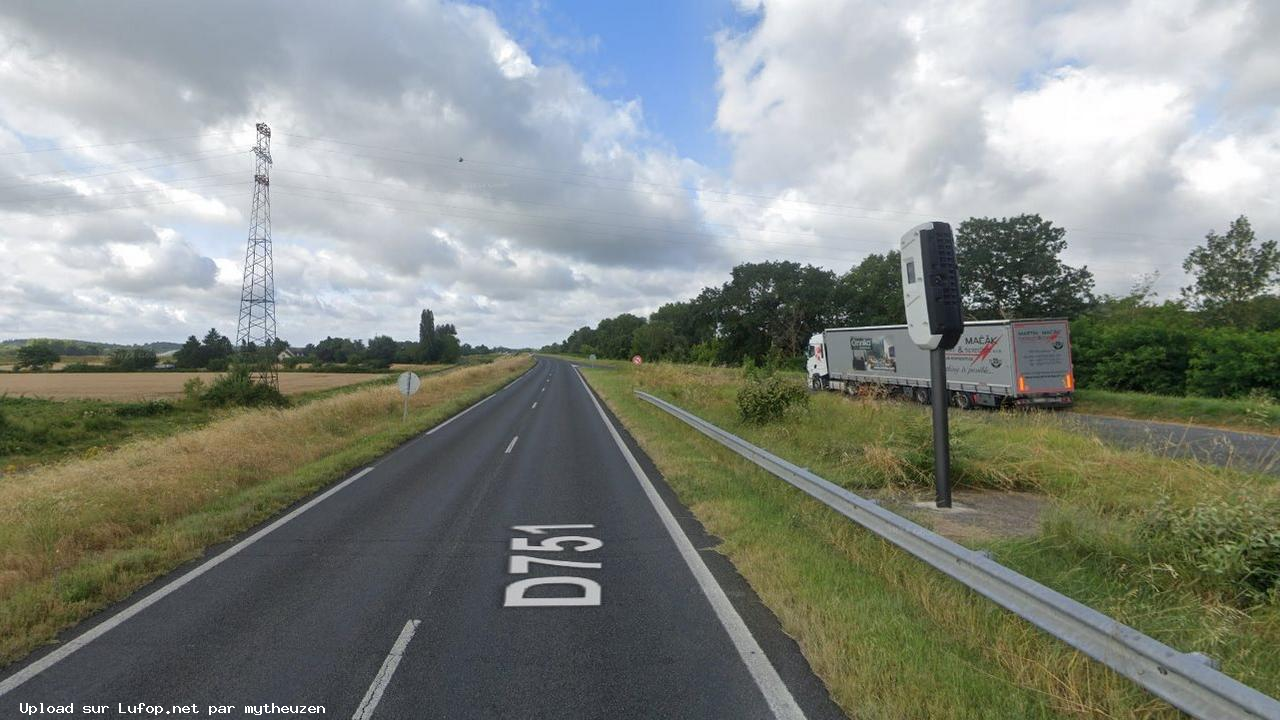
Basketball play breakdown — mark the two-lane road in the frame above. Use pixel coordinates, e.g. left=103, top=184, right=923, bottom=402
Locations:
left=3, top=357, right=841, bottom=719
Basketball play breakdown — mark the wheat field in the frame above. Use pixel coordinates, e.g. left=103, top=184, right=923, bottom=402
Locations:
left=0, top=372, right=380, bottom=401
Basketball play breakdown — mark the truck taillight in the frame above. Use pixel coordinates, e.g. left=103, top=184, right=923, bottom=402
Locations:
left=1065, top=372, right=1074, bottom=389
left=1017, top=375, right=1026, bottom=392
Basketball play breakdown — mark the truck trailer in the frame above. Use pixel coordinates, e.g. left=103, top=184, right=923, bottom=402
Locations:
left=806, top=319, right=1074, bottom=408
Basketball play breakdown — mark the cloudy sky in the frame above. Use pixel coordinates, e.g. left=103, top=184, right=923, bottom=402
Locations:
left=1, top=0, right=1276, bottom=348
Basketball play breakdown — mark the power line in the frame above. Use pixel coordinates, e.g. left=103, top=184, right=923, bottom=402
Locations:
left=0, top=149, right=247, bottom=193
left=272, top=181, right=890, bottom=256
left=272, top=140, right=936, bottom=231
left=271, top=184, right=1178, bottom=273
left=3, top=145, right=245, bottom=183
left=276, top=131, right=935, bottom=218
left=273, top=167, right=869, bottom=246
left=0, top=174, right=243, bottom=206
left=271, top=186, right=882, bottom=266
left=0, top=130, right=242, bottom=157
left=22, top=189, right=245, bottom=219
left=274, top=133, right=1179, bottom=242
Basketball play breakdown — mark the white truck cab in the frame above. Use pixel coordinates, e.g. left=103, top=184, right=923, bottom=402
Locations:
left=806, top=332, right=828, bottom=389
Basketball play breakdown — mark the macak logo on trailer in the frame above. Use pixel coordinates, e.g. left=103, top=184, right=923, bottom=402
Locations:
left=949, top=335, right=1002, bottom=366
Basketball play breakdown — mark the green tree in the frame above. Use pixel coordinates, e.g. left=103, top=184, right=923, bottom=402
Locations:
left=419, top=309, right=438, bottom=362
left=716, top=261, right=835, bottom=361
left=201, top=328, right=234, bottom=363
left=314, top=336, right=361, bottom=364
left=563, top=326, right=597, bottom=355
left=594, top=314, right=646, bottom=359
left=107, top=348, right=158, bottom=371
left=15, top=341, right=59, bottom=370
left=832, top=251, right=904, bottom=326
left=1181, top=216, right=1279, bottom=328
left=650, top=291, right=720, bottom=352
left=366, top=335, right=398, bottom=367
left=956, top=214, right=1095, bottom=319
left=438, top=333, right=461, bottom=363
left=174, top=335, right=203, bottom=369
left=631, top=321, right=677, bottom=360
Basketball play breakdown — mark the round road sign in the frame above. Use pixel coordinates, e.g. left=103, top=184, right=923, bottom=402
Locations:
left=632, top=355, right=643, bottom=365
left=397, top=371, right=421, bottom=396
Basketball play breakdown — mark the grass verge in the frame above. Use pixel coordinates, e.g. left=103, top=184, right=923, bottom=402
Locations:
left=1073, top=388, right=1280, bottom=435
left=582, top=360, right=1280, bottom=719
left=0, top=355, right=532, bottom=666
left=0, top=397, right=214, bottom=473
left=0, top=368, right=466, bottom=474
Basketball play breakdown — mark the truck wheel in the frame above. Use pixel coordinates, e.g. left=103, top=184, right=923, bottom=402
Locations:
left=954, top=392, right=973, bottom=410
left=810, top=374, right=824, bottom=391
left=914, top=387, right=930, bottom=404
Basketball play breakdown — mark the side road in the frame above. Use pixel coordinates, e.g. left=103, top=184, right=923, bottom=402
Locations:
left=1066, top=412, right=1280, bottom=475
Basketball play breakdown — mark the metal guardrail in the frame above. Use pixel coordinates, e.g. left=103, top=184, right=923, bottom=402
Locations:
left=635, top=390, right=1280, bottom=720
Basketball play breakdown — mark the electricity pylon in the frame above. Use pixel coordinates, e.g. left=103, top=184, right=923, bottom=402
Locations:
left=235, top=122, right=278, bottom=389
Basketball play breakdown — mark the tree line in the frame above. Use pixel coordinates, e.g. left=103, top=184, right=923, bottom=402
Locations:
left=13, top=308, right=497, bottom=373
left=174, top=309, right=485, bottom=371
left=545, top=214, right=1280, bottom=399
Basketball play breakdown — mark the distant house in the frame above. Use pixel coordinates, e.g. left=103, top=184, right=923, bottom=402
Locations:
left=277, top=347, right=305, bottom=361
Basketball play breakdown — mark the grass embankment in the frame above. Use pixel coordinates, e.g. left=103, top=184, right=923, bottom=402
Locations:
left=1074, top=388, right=1280, bottom=435
left=0, top=366, right=473, bottom=473
left=0, top=355, right=532, bottom=666
left=0, top=397, right=214, bottom=473
left=582, top=360, right=1280, bottom=719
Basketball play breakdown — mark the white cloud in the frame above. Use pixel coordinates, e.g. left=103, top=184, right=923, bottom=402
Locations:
left=711, top=0, right=1280, bottom=297
left=0, top=0, right=724, bottom=347
left=1, top=0, right=1277, bottom=347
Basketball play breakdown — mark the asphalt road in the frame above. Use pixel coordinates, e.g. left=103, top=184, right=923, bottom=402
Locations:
left=1064, top=413, right=1280, bottom=476
left=2, top=357, right=843, bottom=720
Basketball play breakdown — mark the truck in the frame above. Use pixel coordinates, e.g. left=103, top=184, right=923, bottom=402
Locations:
left=806, top=319, right=1075, bottom=408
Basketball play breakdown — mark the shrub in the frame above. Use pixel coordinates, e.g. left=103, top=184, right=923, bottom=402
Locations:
left=1186, top=328, right=1280, bottom=398
left=106, top=348, right=158, bottom=371
left=60, top=363, right=113, bottom=373
left=15, top=341, right=59, bottom=371
left=737, top=375, right=809, bottom=424
left=206, top=357, right=229, bottom=372
left=182, top=377, right=207, bottom=403
left=112, top=400, right=173, bottom=417
left=1142, top=494, right=1280, bottom=603
left=1070, top=314, right=1195, bottom=395
left=82, top=415, right=126, bottom=432
left=199, top=365, right=287, bottom=408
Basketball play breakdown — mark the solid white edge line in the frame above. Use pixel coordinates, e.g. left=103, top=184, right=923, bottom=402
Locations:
left=424, top=356, right=538, bottom=437
left=0, top=466, right=377, bottom=697
left=573, top=367, right=806, bottom=720
left=505, top=436, right=519, bottom=454
left=425, top=394, right=492, bottom=436
left=351, top=619, right=421, bottom=720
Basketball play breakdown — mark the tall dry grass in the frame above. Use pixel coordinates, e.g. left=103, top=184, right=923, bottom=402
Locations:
left=0, top=355, right=531, bottom=664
